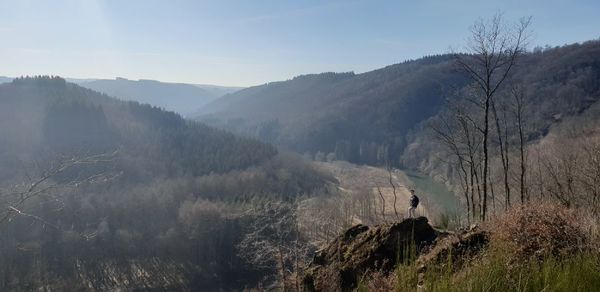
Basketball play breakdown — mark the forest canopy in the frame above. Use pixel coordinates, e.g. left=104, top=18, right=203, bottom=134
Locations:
left=0, top=76, right=332, bottom=290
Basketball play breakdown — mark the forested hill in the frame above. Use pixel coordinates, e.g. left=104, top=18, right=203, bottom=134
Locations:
left=196, top=41, right=600, bottom=166
left=78, top=77, right=241, bottom=116
left=0, top=76, right=276, bottom=181
left=196, top=54, right=467, bottom=164
left=0, top=76, right=332, bottom=290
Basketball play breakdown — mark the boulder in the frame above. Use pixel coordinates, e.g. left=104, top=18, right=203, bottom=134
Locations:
left=303, top=217, right=437, bottom=291
left=416, top=228, right=489, bottom=285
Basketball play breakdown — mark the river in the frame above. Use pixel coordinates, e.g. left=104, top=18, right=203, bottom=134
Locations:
left=402, top=170, right=461, bottom=216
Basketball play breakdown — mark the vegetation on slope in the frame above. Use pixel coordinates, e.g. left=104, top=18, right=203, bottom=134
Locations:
left=0, top=76, right=332, bottom=290
left=197, top=41, right=600, bottom=169
left=79, top=77, right=240, bottom=116
left=408, top=204, right=598, bottom=292
left=357, top=203, right=600, bottom=292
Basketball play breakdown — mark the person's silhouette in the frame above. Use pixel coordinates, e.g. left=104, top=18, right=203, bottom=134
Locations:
left=408, top=189, right=419, bottom=218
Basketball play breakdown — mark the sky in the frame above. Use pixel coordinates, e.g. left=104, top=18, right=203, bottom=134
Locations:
left=1, top=0, right=599, bottom=87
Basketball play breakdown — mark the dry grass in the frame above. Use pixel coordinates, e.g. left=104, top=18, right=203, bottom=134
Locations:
left=487, top=202, right=590, bottom=259
left=389, top=203, right=600, bottom=291
left=360, top=270, right=397, bottom=292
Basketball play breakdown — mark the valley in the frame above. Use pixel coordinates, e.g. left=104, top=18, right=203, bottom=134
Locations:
left=1, top=3, right=600, bottom=290
left=313, top=161, right=460, bottom=223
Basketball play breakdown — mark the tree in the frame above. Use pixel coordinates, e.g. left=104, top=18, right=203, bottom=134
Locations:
left=0, top=152, right=117, bottom=227
left=237, top=202, right=312, bottom=291
left=454, top=13, right=531, bottom=220
left=490, top=95, right=511, bottom=209
left=511, top=85, right=529, bottom=203
left=386, top=166, right=401, bottom=221
left=431, top=103, right=477, bottom=223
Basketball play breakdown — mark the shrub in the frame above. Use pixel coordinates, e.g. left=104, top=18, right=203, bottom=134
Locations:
left=358, top=270, right=397, bottom=292
left=396, top=245, right=600, bottom=292
left=392, top=203, right=600, bottom=291
left=488, top=202, right=589, bottom=259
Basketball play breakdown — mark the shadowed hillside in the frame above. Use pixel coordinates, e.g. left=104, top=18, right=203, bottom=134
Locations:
left=197, top=41, right=600, bottom=168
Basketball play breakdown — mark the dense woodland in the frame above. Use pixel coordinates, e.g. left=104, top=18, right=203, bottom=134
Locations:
left=198, top=40, right=600, bottom=169
left=0, top=77, right=332, bottom=290
left=197, top=36, right=600, bottom=225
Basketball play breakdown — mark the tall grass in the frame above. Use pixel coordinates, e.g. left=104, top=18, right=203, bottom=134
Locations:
left=394, top=202, right=600, bottom=291
left=411, top=249, right=600, bottom=292
left=361, top=203, right=600, bottom=291
left=360, top=241, right=600, bottom=291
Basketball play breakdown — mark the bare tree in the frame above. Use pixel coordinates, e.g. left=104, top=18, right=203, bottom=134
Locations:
left=430, top=109, right=472, bottom=223
left=529, top=128, right=600, bottom=212
left=376, top=186, right=387, bottom=222
left=490, top=97, right=511, bottom=209
left=0, top=151, right=118, bottom=229
left=580, top=136, right=600, bottom=214
left=430, top=92, right=487, bottom=223
left=511, top=85, right=528, bottom=203
left=455, top=13, right=531, bottom=220
left=238, top=202, right=312, bottom=291
left=386, top=166, right=401, bottom=221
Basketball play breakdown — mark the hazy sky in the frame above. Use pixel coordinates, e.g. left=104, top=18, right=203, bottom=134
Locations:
left=1, top=0, right=599, bottom=86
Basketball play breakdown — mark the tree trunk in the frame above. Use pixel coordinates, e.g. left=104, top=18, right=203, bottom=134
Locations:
left=482, top=94, right=490, bottom=221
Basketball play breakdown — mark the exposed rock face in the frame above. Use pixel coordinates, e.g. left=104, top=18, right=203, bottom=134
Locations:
left=303, top=217, right=437, bottom=291
left=416, top=227, right=489, bottom=284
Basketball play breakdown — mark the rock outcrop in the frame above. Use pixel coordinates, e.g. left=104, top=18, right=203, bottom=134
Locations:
left=303, top=217, right=437, bottom=291
left=416, top=227, right=489, bottom=285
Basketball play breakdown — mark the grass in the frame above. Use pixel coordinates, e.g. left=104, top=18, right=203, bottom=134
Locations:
left=361, top=203, right=600, bottom=291
left=413, top=249, right=600, bottom=292
left=358, top=242, right=600, bottom=292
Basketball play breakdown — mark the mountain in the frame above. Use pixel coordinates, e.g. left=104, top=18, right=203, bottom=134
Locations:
left=0, top=76, right=242, bottom=116
left=195, top=55, right=469, bottom=165
left=193, top=83, right=244, bottom=99
left=403, top=41, right=600, bottom=177
left=79, top=77, right=241, bottom=116
left=1, top=76, right=100, bottom=84
left=0, top=76, right=12, bottom=84
left=196, top=41, right=600, bottom=167
left=0, top=76, right=274, bottom=180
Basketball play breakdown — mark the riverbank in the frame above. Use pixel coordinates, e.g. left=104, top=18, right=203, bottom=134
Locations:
left=313, top=161, right=461, bottom=223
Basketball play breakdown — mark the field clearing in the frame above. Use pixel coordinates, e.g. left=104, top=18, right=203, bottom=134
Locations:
left=314, top=161, right=432, bottom=220
left=298, top=161, right=460, bottom=245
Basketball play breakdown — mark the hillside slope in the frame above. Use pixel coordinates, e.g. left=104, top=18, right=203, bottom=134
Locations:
left=198, top=56, right=468, bottom=165
left=0, top=77, right=274, bottom=180
left=197, top=41, right=600, bottom=167
left=79, top=77, right=240, bottom=116
left=0, top=77, right=330, bottom=290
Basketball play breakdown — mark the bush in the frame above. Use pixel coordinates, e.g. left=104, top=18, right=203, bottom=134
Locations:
left=390, top=203, right=600, bottom=292
left=420, top=250, right=600, bottom=292
left=394, top=244, right=600, bottom=292
left=489, top=202, right=589, bottom=259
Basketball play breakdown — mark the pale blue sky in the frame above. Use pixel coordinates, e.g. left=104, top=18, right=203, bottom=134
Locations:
left=1, top=0, right=599, bottom=86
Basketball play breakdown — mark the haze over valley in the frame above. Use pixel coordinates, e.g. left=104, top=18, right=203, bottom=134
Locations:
left=0, top=76, right=242, bottom=116
left=1, top=1, right=600, bottom=291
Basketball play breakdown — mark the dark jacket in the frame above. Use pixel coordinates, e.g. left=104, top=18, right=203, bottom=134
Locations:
left=410, top=194, right=419, bottom=208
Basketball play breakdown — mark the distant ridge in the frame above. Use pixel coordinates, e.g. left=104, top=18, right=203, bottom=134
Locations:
left=0, top=76, right=242, bottom=116
left=79, top=77, right=242, bottom=116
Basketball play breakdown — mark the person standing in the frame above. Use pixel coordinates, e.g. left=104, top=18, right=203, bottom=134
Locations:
left=408, top=189, right=419, bottom=218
